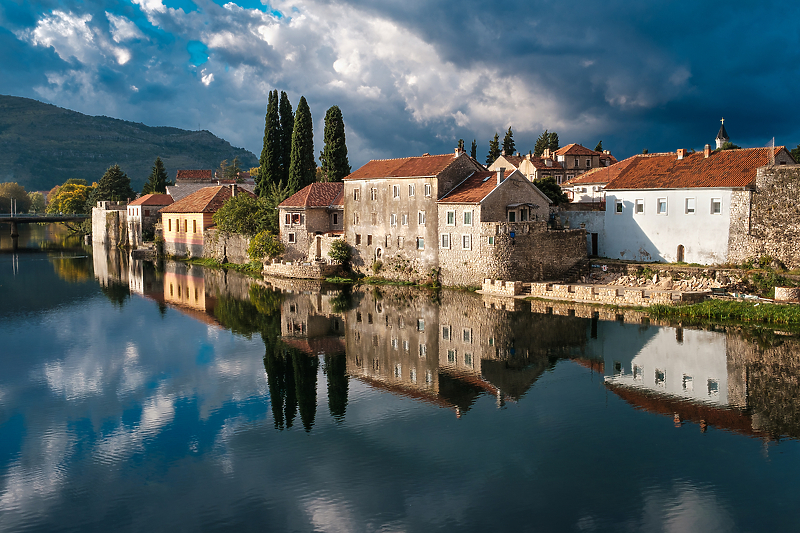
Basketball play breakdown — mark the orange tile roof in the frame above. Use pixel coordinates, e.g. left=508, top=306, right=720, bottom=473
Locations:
left=562, top=154, right=649, bottom=186
left=129, top=193, right=174, bottom=206
left=176, top=169, right=214, bottom=181
left=344, top=152, right=462, bottom=180
left=553, top=143, right=599, bottom=157
left=279, top=182, right=344, bottom=208
left=160, top=186, right=255, bottom=213
left=439, top=171, right=499, bottom=203
left=527, top=156, right=564, bottom=170
left=605, top=147, right=784, bottom=190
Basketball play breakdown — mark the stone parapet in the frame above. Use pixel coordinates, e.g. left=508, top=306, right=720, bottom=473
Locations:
left=775, top=287, right=800, bottom=303
left=482, top=278, right=522, bottom=296
left=263, top=260, right=342, bottom=280
left=525, top=281, right=708, bottom=306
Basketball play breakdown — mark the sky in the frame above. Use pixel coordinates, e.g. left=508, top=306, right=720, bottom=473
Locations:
left=1, top=0, right=799, bottom=170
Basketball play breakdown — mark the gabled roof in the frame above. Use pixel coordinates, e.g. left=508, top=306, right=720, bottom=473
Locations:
left=562, top=154, right=655, bottom=186
left=176, top=169, right=214, bottom=182
left=279, top=182, right=344, bottom=208
left=525, top=156, right=564, bottom=170
left=605, top=147, right=785, bottom=190
left=439, top=169, right=549, bottom=205
left=494, top=154, right=525, bottom=168
left=344, top=152, right=465, bottom=180
left=553, top=143, right=599, bottom=157
left=159, top=186, right=255, bottom=213
left=129, top=193, right=173, bottom=207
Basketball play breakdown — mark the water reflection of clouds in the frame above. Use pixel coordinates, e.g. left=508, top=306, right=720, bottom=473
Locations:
left=632, top=482, right=734, bottom=532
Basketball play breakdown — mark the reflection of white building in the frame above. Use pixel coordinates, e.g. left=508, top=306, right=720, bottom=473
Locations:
left=604, top=327, right=737, bottom=408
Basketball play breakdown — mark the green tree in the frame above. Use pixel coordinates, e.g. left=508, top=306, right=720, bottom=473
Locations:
left=319, top=105, right=351, bottom=182
left=486, top=132, right=500, bottom=165
left=791, top=144, right=800, bottom=163
left=470, top=139, right=477, bottom=159
left=548, top=131, right=560, bottom=152
left=594, top=140, right=603, bottom=152
left=0, top=182, right=32, bottom=213
left=458, top=138, right=465, bottom=151
left=279, top=91, right=294, bottom=186
left=502, top=127, right=515, bottom=156
left=28, top=191, right=45, bottom=213
left=87, top=164, right=135, bottom=208
left=142, top=156, right=169, bottom=194
left=47, top=182, right=93, bottom=214
left=248, top=230, right=284, bottom=261
left=719, top=141, right=742, bottom=150
left=288, top=96, right=315, bottom=194
left=328, top=238, right=352, bottom=269
left=257, top=90, right=281, bottom=196
left=224, top=156, right=242, bottom=181
left=212, top=194, right=272, bottom=236
left=534, top=130, right=549, bottom=156
left=533, top=176, right=569, bottom=205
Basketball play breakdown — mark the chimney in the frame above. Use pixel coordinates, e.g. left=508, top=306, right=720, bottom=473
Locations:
left=501, top=149, right=506, bottom=156
left=543, top=148, right=550, bottom=158
left=454, top=147, right=464, bottom=158
left=517, top=152, right=521, bottom=157
left=526, top=153, right=532, bottom=160
left=497, top=167, right=506, bottom=185
left=677, top=148, right=687, bottom=160
left=230, top=184, right=236, bottom=197
left=704, top=144, right=711, bottom=158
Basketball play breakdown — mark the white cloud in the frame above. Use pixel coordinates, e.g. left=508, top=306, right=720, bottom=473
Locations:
left=106, top=13, right=146, bottom=43
left=21, top=11, right=97, bottom=64
left=130, top=0, right=167, bottom=15
left=201, top=69, right=215, bottom=86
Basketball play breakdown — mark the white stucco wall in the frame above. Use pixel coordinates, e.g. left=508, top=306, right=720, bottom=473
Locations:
left=603, top=189, right=734, bottom=263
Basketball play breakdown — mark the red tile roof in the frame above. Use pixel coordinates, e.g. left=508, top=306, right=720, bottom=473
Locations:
left=176, top=169, right=214, bottom=182
left=605, top=147, right=784, bottom=190
left=159, top=186, right=255, bottom=213
left=129, top=193, right=174, bottom=207
left=439, top=170, right=514, bottom=203
left=554, top=143, right=599, bottom=157
left=562, top=154, right=650, bottom=186
left=279, top=182, right=344, bottom=208
left=344, top=152, right=463, bottom=180
left=526, top=156, right=564, bottom=170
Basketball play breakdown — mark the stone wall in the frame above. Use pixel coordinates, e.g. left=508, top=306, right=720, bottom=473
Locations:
left=92, top=202, right=128, bottom=247
left=262, top=261, right=342, bottom=279
left=203, top=229, right=251, bottom=264
left=728, top=165, right=800, bottom=269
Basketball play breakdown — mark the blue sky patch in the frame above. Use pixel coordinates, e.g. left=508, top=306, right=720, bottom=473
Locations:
left=187, top=40, right=209, bottom=66
left=208, top=0, right=283, bottom=17
left=162, top=0, right=199, bottom=13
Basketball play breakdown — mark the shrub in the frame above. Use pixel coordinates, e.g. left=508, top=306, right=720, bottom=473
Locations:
left=328, top=239, right=351, bottom=267
left=372, top=260, right=383, bottom=274
left=247, top=230, right=284, bottom=261
left=213, top=194, right=273, bottom=236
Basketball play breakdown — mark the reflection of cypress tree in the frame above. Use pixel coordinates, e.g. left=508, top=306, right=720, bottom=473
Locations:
left=100, top=280, right=130, bottom=308
left=324, top=352, right=348, bottom=421
left=292, top=350, right=319, bottom=432
left=263, top=347, right=297, bottom=430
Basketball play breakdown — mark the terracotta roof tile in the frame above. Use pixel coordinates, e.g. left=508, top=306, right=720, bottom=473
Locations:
left=129, top=193, right=174, bottom=206
left=605, top=147, right=784, bottom=190
left=176, top=169, right=214, bottom=181
left=562, top=154, right=649, bottom=186
left=344, top=153, right=462, bottom=180
left=553, top=143, right=599, bottom=157
left=279, top=182, right=344, bottom=208
left=438, top=171, right=500, bottom=203
left=527, top=156, right=564, bottom=170
left=159, top=185, right=255, bottom=214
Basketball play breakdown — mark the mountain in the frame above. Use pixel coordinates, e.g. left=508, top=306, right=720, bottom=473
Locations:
left=0, top=94, right=259, bottom=192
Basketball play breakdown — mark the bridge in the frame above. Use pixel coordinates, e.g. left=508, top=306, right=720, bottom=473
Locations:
left=0, top=214, right=90, bottom=236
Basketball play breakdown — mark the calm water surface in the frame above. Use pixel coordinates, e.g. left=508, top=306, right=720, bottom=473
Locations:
left=1, top=224, right=800, bottom=532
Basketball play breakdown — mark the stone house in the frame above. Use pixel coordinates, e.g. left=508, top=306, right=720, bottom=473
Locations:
left=437, top=169, right=585, bottom=286
left=552, top=144, right=616, bottom=184
left=167, top=169, right=256, bottom=201
left=603, top=145, right=795, bottom=264
left=343, top=149, right=485, bottom=278
left=277, top=182, right=344, bottom=263
left=126, top=193, right=173, bottom=246
left=159, top=185, right=255, bottom=258
left=489, top=153, right=565, bottom=183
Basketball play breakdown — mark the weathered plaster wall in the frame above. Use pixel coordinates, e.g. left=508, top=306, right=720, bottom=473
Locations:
left=92, top=202, right=128, bottom=247
left=203, top=229, right=251, bottom=264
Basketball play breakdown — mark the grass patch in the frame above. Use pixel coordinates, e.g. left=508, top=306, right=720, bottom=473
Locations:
left=179, top=257, right=262, bottom=276
left=649, top=300, right=800, bottom=326
left=325, top=276, right=357, bottom=284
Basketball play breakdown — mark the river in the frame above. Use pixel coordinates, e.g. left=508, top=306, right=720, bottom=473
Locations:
left=1, top=223, right=799, bottom=532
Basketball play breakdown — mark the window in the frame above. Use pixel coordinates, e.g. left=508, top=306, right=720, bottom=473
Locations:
left=394, top=363, right=402, bottom=378
left=355, top=234, right=361, bottom=245
left=488, top=236, right=495, bottom=245
left=367, top=234, right=373, bottom=246
left=393, top=185, right=400, bottom=198
left=424, top=183, right=431, bottom=197
left=708, top=379, right=719, bottom=396
left=442, top=325, right=450, bottom=341
left=418, top=211, right=426, bottom=225
left=508, top=211, right=516, bottom=222
left=463, top=211, right=473, bottom=225
left=635, top=199, right=644, bottom=214
left=417, top=319, right=425, bottom=331
left=410, top=368, right=417, bottom=383
left=655, top=369, right=666, bottom=386
left=292, top=213, right=301, bottom=225
left=332, top=213, right=339, bottom=225
left=391, top=338, right=398, bottom=349
left=586, top=158, right=591, bottom=168
left=441, top=234, right=450, bottom=249
left=711, top=198, right=722, bottom=214
left=657, top=198, right=667, bottom=215
left=615, top=199, right=623, bottom=214
left=574, top=157, right=579, bottom=166
left=285, top=213, right=291, bottom=225
left=193, top=220, right=197, bottom=233
left=353, top=212, right=360, bottom=225
left=462, top=234, right=471, bottom=250
left=402, top=214, right=408, bottom=226
left=168, top=219, right=172, bottom=231
left=520, top=208, right=528, bottom=222
left=633, top=365, right=643, bottom=381
left=385, top=235, right=391, bottom=247
left=682, top=375, right=693, bottom=391
left=464, top=353, right=473, bottom=367
left=398, top=236, right=404, bottom=248
left=425, top=370, right=432, bottom=384
left=419, top=344, right=427, bottom=358
left=446, top=210, right=455, bottom=225
left=463, top=328, right=472, bottom=343
left=403, top=340, right=409, bottom=352
left=353, top=188, right=360, bottom=201
left=288, top=232, right=296, bottom=243
left=371, top=213, right=377, bottom=225
left=371, top=188, right=377, bottom=201
left=556, top=175, right=563, bottom=185
left=184, top=220, right=188, bottom=232
left=409, top=184, right=415, bottom=197
left=685, top=198, right=696, bottom=214
left=390, top=214, right=397, bottom=226
left=447, top=349, right=456, bottom=363
left=417, top=237, right=425, bottom=250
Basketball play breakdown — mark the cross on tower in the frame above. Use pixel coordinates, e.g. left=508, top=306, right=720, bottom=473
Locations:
left=721, top=117, right=725, bottom=125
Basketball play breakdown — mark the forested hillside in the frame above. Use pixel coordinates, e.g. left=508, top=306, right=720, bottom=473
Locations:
left=0, top=95, right=258, bottom=192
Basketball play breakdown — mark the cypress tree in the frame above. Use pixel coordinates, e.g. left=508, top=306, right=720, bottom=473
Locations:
left=470, top=139, right=477, bottom=159
left=534, top=130, right=549, bottom=156
left=319, top=105, right=351, bottom=182
left=257, top=90, right=281, bottom=196
left=288, top=96, right=315, bottom=193
left=279, top=91, right=294, bottom=186
left=457, top=138, right=465, bottom=151
left=502, top=127, right=515, bottom=156
left=142, top=157, right=169, bottom=194
left=486, top=132, right=500, bottom=165
left=594, top=140, right=603, bottom=152
left=89, top=164, right=135, bottom=207
left=548, top=131, right=560, bottom=152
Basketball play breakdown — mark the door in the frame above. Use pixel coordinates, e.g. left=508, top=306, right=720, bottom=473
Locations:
left=316, top=236, right=322, bottom=260
left=591, top=233, right=598, bottom=256
left=677, top=244, right=684, bottom=263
